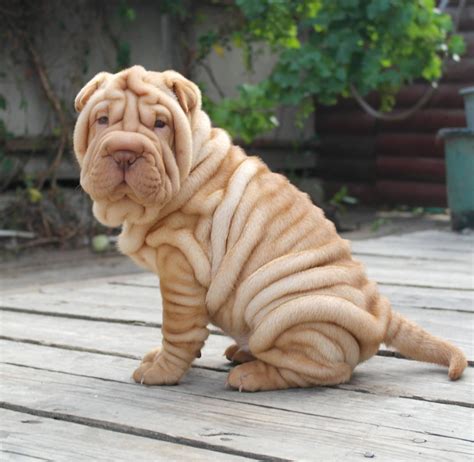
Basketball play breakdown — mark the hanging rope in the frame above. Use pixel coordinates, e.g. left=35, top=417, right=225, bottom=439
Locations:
left=350, top=0, right=466, bottom=121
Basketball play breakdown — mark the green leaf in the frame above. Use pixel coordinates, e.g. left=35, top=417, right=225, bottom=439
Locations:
left=28, top=187, right=43, bottom=204
left=448, top=35, right=466, bottom=56
left=125, top=8, right=136, bottom=21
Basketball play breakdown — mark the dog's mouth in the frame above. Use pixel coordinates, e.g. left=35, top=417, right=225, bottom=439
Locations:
left=81, top=131, right=167, bottom=206
left=108, top=150, right=148, bottom=191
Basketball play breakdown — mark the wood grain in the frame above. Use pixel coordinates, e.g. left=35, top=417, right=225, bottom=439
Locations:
left=2, top=362, right=472, bottom=462
left=0, top=409, right=250, bottom=462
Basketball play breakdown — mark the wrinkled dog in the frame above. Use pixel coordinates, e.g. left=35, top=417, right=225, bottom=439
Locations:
left=74, top=66, right=466, bottom=391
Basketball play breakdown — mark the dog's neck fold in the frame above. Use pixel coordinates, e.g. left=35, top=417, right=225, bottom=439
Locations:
left=116, top=109, right=233, bottom=256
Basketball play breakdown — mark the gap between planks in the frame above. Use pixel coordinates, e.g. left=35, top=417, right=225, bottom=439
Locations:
left=1, top=305, right=472, bottom=362
left=1, top=337, right=472, bottom=408
left=4, top=278, right=473, bottom=313
left=0, top=309, right=474, bottom=368
left=1, top=309, right=472, bottom=368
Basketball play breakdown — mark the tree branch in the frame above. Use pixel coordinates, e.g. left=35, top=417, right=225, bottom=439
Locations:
left=199, top=61, right=226, bottom=99
left=6, top=17, right=71, bottom=188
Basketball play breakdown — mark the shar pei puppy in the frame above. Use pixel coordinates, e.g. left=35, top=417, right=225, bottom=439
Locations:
left=73, top=65, right=467, bottom=391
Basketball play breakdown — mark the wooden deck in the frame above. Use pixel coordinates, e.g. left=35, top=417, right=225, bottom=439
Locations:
left=1, top=229, right=473, bottom=461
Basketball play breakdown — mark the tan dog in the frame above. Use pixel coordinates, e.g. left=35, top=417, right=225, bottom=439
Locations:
left=74, top=65, right=467, bottom=391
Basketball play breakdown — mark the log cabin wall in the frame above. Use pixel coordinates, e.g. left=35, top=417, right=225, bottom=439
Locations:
left=315, top=4, right=473, bottom=207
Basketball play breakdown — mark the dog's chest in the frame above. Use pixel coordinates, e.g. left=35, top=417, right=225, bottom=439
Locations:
left=129, top=245, right=158, bottom=272
left=118, top=228, right=158, bottom=273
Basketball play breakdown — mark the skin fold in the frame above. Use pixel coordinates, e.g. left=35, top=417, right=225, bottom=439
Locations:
left=73, top=65, right=467, bottom=391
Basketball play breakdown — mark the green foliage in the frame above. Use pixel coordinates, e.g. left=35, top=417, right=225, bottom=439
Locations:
left=116, top=42, right=132, bottom=70
left=200, top=0, right=465, bottom=141
left=204, top=83, right=279, bottom=143
left=115, top=1, right=136, bottom=70
left=329, top=186, right=358, bottom=212
left=370, top=217, right=390, bottom=232
left=119, top=3, right=136, bottom=22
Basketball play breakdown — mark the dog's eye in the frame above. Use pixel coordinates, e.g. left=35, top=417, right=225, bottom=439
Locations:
left=97, top=116, right=109, bottom=125
left=154, top=119, right=166, bottom=129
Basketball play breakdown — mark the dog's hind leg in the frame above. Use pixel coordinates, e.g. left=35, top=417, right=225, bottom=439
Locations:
left=226, top=322, right=359, bottom=391
left=224, top=343, right=256, bottom=364
left=227, top=358, right=352, bottom=392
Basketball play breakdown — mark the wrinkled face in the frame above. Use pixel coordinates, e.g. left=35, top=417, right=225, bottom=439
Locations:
left=73, top=66, right=199, bottom=226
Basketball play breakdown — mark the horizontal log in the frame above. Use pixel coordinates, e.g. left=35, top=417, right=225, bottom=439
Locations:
left=376, top=156, right=446, bottom=181
left=250, top=148, right=318, bottom=170
left=243, top=139, right=320, bottom=150
left=315, top=111, right=376, bottom=134
left=318, top=109, right=465, bottom=133
left=401, top=84, right=465, bottom=109
left=317, top=157, right=375, bottom=182
left=375, top=134, right=445, bottom=158
left=446, top=5, right=474, bottom=32
left=375, top=180, right=447, bottom=206
left=464, top=31, right=474, bottom=58
left=319, top=135, right=376, bottom=158
left=323, top=180, right=448, bottom=206
left=443, top=58, right=474, bottom=83
left=321, top=84, right=465, bottom=112
left=378, top=109, right=466, bottom=132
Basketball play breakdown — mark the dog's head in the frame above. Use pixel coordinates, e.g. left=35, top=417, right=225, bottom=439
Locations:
left=73, top=65, right=201, bottom=226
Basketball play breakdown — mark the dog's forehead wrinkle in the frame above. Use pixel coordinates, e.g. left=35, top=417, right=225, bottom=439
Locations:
left=122, top=89, right=140, bottom=126
left=97, top=68, right=177, bottom=108
left=104, top=87, right=125, bottom=101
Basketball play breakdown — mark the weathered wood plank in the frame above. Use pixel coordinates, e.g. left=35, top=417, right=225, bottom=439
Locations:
left=1, top=286, right=164, bottom=325
left=1, top=304, right=472, bottom=364
left=100, top=230, right=474, bottom=290
left=105, top=273, right=158, bottom=287
left=389, top=306, right=473, bottom=359
left=358, top=255, right=472, bottom=289
left=0, top=310, right=231, bottom=370
left=355, top=230, right=474, bottom=250
left=44, top=272, right=474, bottom=311
left=378, top=284, right=473, bottom=313
left=2, top=276, right=472, bottom=334
left=1, top=339, right=471, bottom=410
left=0, top=409, right=249, bottom=462
left=344, top=356, right=473, bottom=405
left=1, top=363, right=472, bottom=461
left=351, top=240, right=473, bottom=263
left=0, top=257, right=143, bottom=293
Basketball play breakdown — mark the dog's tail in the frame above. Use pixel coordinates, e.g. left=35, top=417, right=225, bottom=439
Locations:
left=384, top=311, right=467, bottom=380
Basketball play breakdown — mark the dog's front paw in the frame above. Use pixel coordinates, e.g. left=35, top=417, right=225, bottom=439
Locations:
left=132, top=350, right=183, bottom=385
left=140, top=346, right=161, bottom=364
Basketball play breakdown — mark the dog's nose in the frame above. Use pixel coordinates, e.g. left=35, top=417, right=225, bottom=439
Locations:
left=112, top=150, right=138, bottom=169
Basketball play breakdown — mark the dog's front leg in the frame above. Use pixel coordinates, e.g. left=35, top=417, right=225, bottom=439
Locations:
left=133, top=245, right=209, bottom=386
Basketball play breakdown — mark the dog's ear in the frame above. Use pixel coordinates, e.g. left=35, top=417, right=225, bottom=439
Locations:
left=173, top=78, right=200, bottom=114
left=74, top=72, right=111, bottom=112
left=163, top=71, right=201, bottom=115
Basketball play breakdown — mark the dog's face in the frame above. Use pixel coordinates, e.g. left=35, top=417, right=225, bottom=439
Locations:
left=73, top=66, right=200, bottom=226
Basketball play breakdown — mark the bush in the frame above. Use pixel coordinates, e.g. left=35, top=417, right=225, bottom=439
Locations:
left=201, top=0, right=465, bottom=141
